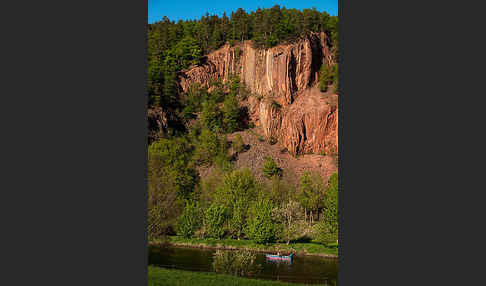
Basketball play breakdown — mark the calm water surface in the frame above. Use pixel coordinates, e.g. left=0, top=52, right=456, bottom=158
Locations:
left=149, top=246, right=337, bottom=285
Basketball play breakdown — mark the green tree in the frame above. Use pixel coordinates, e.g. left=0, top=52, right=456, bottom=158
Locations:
left=194, top=127, right=221, bottom=165
left=148, top=138, right=198, bottom=199
left=268, top=176, right=294, bottom=205
left=246, top=199, right=277, bottom=244
left=214, top=168, right=258, bottom=207
left=204, top=203, right=227, bottom=239
left=273, top=200, right=304, bottom=245
left=177, top=200, right=201, bottom=238
left=230, top=197, right=249, bottom=239
left=332, top=65, right=339, bottom=93
left=262, top=157, right=282, bottom=178
left=173, top=36, right=202, bottom=68
left=318, top=64, right=332, bottom=92
left=147, top=159, right=183, bottom=239
left=314, top=173, right=338, bottom=244
left=201, top=99, right=222, bottom=131
left=222, top=93, right=240, bottom=133
left=212, top=169, right=259, bottom=237
left=297, top=172, right=325, bottom=223
left=214, top=134, right=232, bottom=171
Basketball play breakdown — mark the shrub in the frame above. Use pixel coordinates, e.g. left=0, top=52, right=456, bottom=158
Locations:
left=222, top=93, right=240, bottom=133
left=232, top=134, right=244, bottom=153
left=194, top=127, right=221, bottom=165
left=201, top=99, right=222, bottom=131
left=234, top=47, right=242, bottom=59
left=214, top=135, right=232, bottom=171
left=269, top=136, right=277, bottom=145
left=212, top=250, right=258, bottom=276
left=332, top=65, right=339, bottom=94
left=319, top=64, right=334, bottom=92
left=204, top=203, right=227, bottom=239
left=177, top=200, right=201, bottom=238
left=313, top=221, right=338, bottom=245
left=262, top=157, right=282, bottom=178
left=270, top=100, right=281, bottom=110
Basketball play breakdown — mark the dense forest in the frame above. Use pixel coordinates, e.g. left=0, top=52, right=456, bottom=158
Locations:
left=147, top=6, right=338, bottom=247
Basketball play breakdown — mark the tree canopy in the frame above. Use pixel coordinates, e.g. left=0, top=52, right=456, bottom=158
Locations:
left=147, top=6, right=338, bottom=110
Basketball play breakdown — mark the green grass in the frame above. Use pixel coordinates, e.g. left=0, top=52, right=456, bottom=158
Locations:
left=148, top=266, right=329, bottom=286
left=161, top=236, right=338, bottom=257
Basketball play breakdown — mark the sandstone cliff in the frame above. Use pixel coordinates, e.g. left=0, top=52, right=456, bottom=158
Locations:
left=179, top=32, right=338, bottom=156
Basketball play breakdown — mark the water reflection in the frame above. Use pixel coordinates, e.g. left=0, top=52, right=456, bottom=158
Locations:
left=149, top=246, right=337, bottom=285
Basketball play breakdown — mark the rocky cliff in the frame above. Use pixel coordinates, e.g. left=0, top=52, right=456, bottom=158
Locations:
left=179, top=32, right=338, bottom=156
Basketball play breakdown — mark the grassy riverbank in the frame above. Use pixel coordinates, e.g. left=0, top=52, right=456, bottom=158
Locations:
left=148, top=266, right=330, bottom=286
left=150, top=236, right=338, bottom=258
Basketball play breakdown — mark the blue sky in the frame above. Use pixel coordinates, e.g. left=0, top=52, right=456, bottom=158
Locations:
left=148, top=0, right=338, bottom=24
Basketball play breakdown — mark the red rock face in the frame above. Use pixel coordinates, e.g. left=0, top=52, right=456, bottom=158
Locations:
left=179, top=32, right=338, bottom=156
left=279, top=89, right=338, bottom=156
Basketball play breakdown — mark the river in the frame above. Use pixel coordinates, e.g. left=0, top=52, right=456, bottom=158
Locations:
left=149, top=245, right=337, bottom=285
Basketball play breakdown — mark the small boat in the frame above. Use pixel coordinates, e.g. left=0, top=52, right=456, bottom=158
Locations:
left=265, top=253, right=293, bottom=261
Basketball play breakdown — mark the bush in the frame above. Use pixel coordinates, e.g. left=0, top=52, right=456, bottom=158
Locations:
left=214, top=135, right=233, bottom=171
left=319, top=64, right=335, bottom=92
left=177, top=200, right=201, bottom=238
left=313, top=221, right=337, bottom=245
left=222, top=93, right=240, bottom=133
left=262, top=157, right=282, bottom=178
left=232, top=134, right=245, bottom=153
left=204, top=203, right=227, bottom=239
left=234, top=47, right=242, bottom=59
left=212, top=250, right=258, bottom=276
left=269, top=136, right=277, bottom=145
left=270, top=100, right=281, bottom=110
left=246, top=199, right=277, bottom=244
left=201, top=99, right=222, bottom=131
left=332, top=65, right=339, bottom=94
left=194, top=127, right=221, bottom=165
